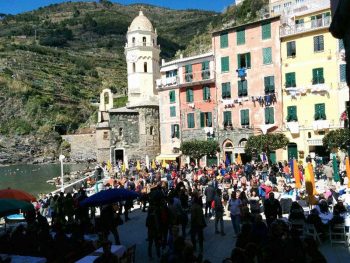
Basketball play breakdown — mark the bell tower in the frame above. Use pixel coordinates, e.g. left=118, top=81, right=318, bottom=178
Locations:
left=125, top=11, right=160, bottom=107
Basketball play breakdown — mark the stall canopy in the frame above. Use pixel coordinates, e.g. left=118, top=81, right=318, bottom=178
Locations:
left=156, top=154, right=180, bottom=161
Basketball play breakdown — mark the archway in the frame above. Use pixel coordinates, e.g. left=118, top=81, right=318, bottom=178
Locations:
left=223, top=139, right=234, bottom=165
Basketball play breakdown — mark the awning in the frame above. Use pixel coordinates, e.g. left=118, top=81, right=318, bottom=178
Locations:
left=156, top=153, right=181, bottom=161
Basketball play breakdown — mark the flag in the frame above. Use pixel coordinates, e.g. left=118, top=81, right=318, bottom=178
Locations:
left=121, top=163, right=126, bottom=173
left=293, top=159, right=301, bottom=188
left=162, top=159, right=167, bottom=168
left=305, top=163, right=317, bottom=204
left=136, top=160, right=141, bottom=171
left=236, top=153, right=242, bottom=165
left=106, top=160, right=112, bottom=172
left=225, top=152, right=231, bottom=167
left=151, top=159, right=156, bottom=170
left=346, top=157, right=350, bottom=188
left=333, top=155, right=340, bottom=182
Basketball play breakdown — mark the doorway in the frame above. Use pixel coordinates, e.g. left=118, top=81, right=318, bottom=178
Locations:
left=114, top=149, right=124, bottom=164
left=287, top=143, right=298, bottom=161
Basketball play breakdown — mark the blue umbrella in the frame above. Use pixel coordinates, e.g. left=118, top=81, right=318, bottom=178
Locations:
left=80, top=188, right=139, bottom=207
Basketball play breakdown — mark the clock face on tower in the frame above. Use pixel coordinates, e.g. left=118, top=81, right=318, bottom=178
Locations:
left=126, top=53, right=138, bottom=63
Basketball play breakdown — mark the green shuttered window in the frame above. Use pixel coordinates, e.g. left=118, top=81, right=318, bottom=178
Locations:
left=170, top=106, right=176, bottom=117
left=265, top=107, right=274, bottom=124
left=222, top=82, right=231, bottom=99
left=240, top=109, right=249, bottom=126
left=314, top=103, right=326, bottom=120
left=185, top=64, right=193, bottom=82
left=285, top=72, right=296, bottom=88
left=169, top=90, right=175, bottom=103
left=264, top=76, right=275, bottom=94
left=220, top=33, right=228, bottom=48
left=171, top=124, right=180, bottom=138
left=287, top=106, right=298, bottom=122
left=263, top=47, right=272, bottom=65
left=200, top=112, right=212, bottom=127
left=203, top=86, right=210, bottom=100
left=340, top=64, right=346, bottom=82
left=223, top=111, right=232, bottom=126
left=202, top=61, right=210, bottom=79
left=262, top=22, right=271, bottom=40
left=313, top=35, right=324, bottom=52
left=312, top=68, right=324, bottom=84
left=237, top=28, right=245, bottom=45
left=238, top=80, right=248, bottom=97
left=237, top=53, right=251, bottom=69
left=187, top=113, right=195, bottom=128
left=221, top=56, right=230, bottom=72
left=287, top=41, right=296, bottom=57
left=186, top=88, right=194, bottom=103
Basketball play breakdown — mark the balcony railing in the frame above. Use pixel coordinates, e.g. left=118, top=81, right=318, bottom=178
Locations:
left=183, top=69, right=215, bottom=84
left=156, top=76, right=179, bottom=87
left=125, top=41, right=160, bottom=48
left=280, top=17, right=331, bottom=37
left=270, top=0, right=330, bottom=17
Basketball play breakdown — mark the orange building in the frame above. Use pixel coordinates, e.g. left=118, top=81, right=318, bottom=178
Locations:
left=212, top=16, right=283, bottom=163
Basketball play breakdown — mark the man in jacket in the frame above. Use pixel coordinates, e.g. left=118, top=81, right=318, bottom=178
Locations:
left=204, top=182, right=215, bottom=217
left=263, top=192, right=282, bottom=227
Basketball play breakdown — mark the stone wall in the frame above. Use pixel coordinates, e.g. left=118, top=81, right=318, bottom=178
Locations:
left=109, top=106, right=160, bottom=162
left=62, top=134, right=97, bottom=161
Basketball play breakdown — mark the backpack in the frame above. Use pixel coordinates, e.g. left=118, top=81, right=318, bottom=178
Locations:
left=329, top=0, right=348, bottom=39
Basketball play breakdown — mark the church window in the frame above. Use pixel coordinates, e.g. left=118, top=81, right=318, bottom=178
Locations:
left=132, top=37, right=135, bottom=46
left=103, top=132, right=109, bottom=140
left=150, top=126, right=154, bottom=135
left=132, top=63, right=136, bottom=73
left=144, top=62, right=148, bottom=73
left=104, top=92, right=109, bottom=104
left=119, top=128, right=123, bottom=136
left=143, top=37, right=146, bottom=46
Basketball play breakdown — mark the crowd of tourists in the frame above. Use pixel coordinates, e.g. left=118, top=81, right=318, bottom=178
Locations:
left=1, top=156, right=349, bottom=262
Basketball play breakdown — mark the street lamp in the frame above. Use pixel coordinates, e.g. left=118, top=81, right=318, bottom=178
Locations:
left=59, top=154, right=65, bottom=193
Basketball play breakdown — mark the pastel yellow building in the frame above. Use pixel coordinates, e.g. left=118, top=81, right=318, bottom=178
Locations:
left=279, top=2, right=348, bottom=162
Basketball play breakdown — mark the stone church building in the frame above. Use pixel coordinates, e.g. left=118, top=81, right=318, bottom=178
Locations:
left=96, top=11, right=160, bottom=164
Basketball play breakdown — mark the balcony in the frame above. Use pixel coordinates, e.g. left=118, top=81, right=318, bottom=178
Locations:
left=280, top=17, right=331, bottom=37
left=307, top=139, right=323, bottom=146
left=182, top=69, right=215, bottom=86
left=271, top=0, right=330, bottom=17
left=125, top=41, right=160, bottom=49
left=156, top=76, right=179, bottom=88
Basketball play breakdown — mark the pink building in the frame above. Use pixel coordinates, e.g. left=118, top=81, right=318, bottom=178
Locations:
left=212, top=16, right=283, bottom=163
left=156, top=53, right=216, bottom=166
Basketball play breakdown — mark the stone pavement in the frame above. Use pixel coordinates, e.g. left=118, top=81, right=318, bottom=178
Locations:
left=117, top=207, right=350, bottom=263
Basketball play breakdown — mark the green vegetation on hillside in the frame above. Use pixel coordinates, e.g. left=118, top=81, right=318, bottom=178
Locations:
left=0, top=1, right=218, bottom=137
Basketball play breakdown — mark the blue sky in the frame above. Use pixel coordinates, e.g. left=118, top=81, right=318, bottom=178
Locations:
left=0, top=0, right=235, bottom=14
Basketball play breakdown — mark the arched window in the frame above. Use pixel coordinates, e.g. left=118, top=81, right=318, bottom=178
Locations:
left=142, top=37, right=146, bottom=46
left=238, top=138, right=248, bottom=148
left=150, top=126, right=154, bottom=135
left=144, top=62, right=148, bottom=73
left=119, top=128, right=123, bottom=136
left=132, top=63, right=136, bottom=73
left=132, top=37, right=135, bottom=46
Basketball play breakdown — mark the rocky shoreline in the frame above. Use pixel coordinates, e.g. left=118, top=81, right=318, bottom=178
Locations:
left=0, top=134, right=95, bottom=166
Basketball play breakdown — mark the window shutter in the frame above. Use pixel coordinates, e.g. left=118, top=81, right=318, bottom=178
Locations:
left=320, top=103, right=326, bottom=119
left=200, top=112, right=205, bottom=128
left=169, top=90, right=175, bottom=103
left=265, top=108, right=269, bottom=124
left=263, top=47, right=272, bottom=64
left=238, top=81, right=242, bottom=97
left=262, top=22, right=271, bottom=40
left=246, top=53, right=251, bottom=68
left=170, top=106, right=176, bottom=117
left=240, top=110, right=245, bottom=125
left=237, top=29, right=245, bottom=45
left=202, top=61, right=209, bottom=70
left=208, top=112, right=212, bottom=127
left=319, top=68, right=324, bottom=83
left=221, top=57, right=229, bottom=72
left=339, top=39, right=345, bottom=51
left=340, top=64, right=346, bottom=82
left=187, top=114, right=191, bottom=128
left=220, top=33, right=228, bottom=48
left=243, top=80, right=248, bottom=96
left=270, top=108, right=274, bottom=124
left=237, top=54, right=241, bottom=69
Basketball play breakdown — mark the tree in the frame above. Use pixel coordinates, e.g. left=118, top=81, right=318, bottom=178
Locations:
left=323, top=129, right=350, bottom=152
left=245, top=133, right=289, bottom=160
left=180, top=140, right=219, bottom=166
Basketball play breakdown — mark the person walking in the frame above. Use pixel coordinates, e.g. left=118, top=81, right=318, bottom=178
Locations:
left=263, top=192, right=282, bottom=227
left=214, top=189, right=225, bottom=236
left=146, top=207, right=161, bottom=259
left=228, top=191, right=242, bottom=237
left=190, top=195, right=206, bottom=253
left=204, top=182, right=215, bottom=218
